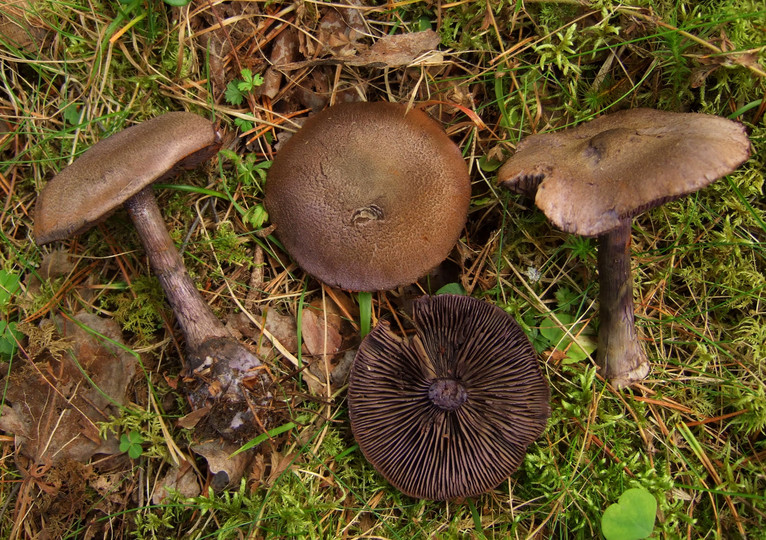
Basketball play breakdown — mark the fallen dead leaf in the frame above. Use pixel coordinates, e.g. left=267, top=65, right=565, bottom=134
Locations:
left=0, top=0, right=49, bottom=52
left=192, top=440, right=252, bottom=491
left=306, top=349, right=356, bottom=396
left=152, top=462, right=201, bottom=504
left=301, top=302, right=343, bottom=358
left=267, top=450, right=299, bottom=486
left=279, top=29, right=442, bottom=70
left=176, top=406, right=211, bottom=430
left=260, top=28, right=299, bottom=99
left=0, top=312, right=136, bottom=465
left=359, top=29, right=441, bottom=67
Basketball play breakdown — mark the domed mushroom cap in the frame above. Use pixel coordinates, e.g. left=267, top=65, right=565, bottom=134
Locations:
left=264, top=102, right=471, bottom=291
left=498, top=108, right=751, bottom=236
left=348, top=294, right=550, bottom=500
left=34, top=112, right=221, bottom=245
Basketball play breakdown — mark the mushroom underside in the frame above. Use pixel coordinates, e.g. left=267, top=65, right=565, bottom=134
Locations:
left=348, top=295, right=550, bottom=500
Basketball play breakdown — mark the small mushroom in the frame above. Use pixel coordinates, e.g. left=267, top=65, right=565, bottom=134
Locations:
left=264, top=101, right=471, bottom=291
left=348, top=294, right=550, bottom=500
left=498, top=108, right=751, bottom=388
left=34, top=112, right=271, bottom=441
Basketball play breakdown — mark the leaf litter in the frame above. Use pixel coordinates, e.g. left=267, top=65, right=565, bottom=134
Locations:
left=2, top=0, right=764, bottom=536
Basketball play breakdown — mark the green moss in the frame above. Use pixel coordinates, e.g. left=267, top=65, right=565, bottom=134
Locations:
left=103, top=275, right=167, bottom=343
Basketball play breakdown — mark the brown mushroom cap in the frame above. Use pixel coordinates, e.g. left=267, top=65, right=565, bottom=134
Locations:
left=264, top=102, right=471, bottom=291
left=34, top=112, right=221, bottom=245
left=348, top=294, right=550, bottom=500
left=498, top=108, right=751, bottom=236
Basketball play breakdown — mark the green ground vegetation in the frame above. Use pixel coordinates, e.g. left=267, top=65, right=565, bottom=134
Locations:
left=1, top=0, right=764, bottom=538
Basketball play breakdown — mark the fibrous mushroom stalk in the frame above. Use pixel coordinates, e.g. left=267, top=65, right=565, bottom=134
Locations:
left=32, top=112, right=273, bottom=442
left=124, top=186, right=229, bottom=350
left=124, top=186, right=271, bottom=440
left=596, top=220, right=650, bottom=387
left=497, top=108, right=751, bottom=388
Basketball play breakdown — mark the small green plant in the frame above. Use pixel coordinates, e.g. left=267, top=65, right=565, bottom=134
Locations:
left=119, top=430, right=144, bottom=459
left=435, top=282, right=466, bottom=296
left=225, top=69, right=265, bottom=106
left=601, top=487, right=657, bottom=540
left=100, top=407, right=174, bottom=461
left=358, top=292, right=372, bottom=338
left=0, top=270, right=22, bottom=359
left=562, top=234, right=596, bottom=263
left=533, top=23, right=581, bottom=76
left=536, top=312, right=596, bottom=363
left=218, top=149, right=271, bottom=229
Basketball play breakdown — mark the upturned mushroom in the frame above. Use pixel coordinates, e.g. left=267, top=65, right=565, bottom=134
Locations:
left=348, top=294, right=550, bottom=500
left=264, top=101, right=471, bottom=292
left=498, top=108, right=750, bottom=388
left=34, top=112, right=271, bottom=441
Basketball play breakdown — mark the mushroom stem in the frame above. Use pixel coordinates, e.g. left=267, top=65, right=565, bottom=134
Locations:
left=124, top=186, right=271, bottom=441
left=123, top=186, right=229, bottom=350
left=596, top=220, right=650, bottom=388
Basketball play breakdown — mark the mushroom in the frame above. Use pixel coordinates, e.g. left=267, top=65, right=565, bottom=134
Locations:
left=264, top=101, right=471, bottom=291
left=348, top=294, right=550, bottom=500
left=498, top=108, right=751, bottom=388
left=34, top=112, right=271, bottom=441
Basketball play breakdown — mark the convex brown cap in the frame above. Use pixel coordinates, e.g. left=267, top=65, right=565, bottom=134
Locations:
left=34, top=112, right=221, bottom=245
left=265, top=102, right=471, bottom=291
left=348, top=294, right=550, bottom=500
left=498, top=108, right=751, bottom=236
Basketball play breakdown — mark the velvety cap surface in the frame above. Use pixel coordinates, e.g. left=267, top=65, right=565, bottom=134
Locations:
left=498, top=108, right=751, bottom=236
left=264, top=102, right=471, bottom=291
left=34, top=112, right=220, bottom=244
left=348, top=294, right=550, bottom=500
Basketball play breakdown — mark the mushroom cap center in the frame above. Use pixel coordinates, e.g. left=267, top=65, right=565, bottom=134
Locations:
left=428, top=377, right=468, bottom=411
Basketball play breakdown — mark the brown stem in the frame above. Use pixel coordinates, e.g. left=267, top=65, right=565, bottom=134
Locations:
left=596, top=219, right=650, bottom=388
left=123, top=186, right=229, bottom=350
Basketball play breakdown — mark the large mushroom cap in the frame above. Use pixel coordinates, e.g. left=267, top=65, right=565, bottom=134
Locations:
left=264, top=101, right=471, bottom=291
left=498, top=108, right=751, bottom=236
left=34, top=112, right=221, bottom=245
left=348, top=294, right=550, bottom=500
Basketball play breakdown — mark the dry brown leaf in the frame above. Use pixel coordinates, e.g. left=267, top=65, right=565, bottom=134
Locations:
left=260, top=28, right=299, bottom=99
left=265, top=308, right=299, bottom=353
left=358, top=29, right=441, bottom=67
left=279, top=30, right=442, bottom=70
left=176, top=406, right=211, bottom=430
left=192, top=441, right=252, bottom=491
left=267, top=450, right=298, bottom=485
left=152, top=463, right=200, bottom=504
left=301, top=303, right=342, bottom=358
left=0, top=313, right=136, bottom=465
left=302, top=300, right=344, bottom=395
left=0, top=0, right=48, bottom=52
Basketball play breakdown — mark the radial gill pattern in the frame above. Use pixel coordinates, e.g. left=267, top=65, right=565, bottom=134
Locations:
left=348, top=294, right=550, bottom=500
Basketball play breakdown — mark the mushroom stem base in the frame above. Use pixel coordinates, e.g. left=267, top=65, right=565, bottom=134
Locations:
left=597, top=221, right=650, bottom=388
left=184, top=336, right=272, bottom=442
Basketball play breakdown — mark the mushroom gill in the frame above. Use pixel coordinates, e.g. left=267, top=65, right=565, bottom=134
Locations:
left=348, top=294, right=550, bottom=500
